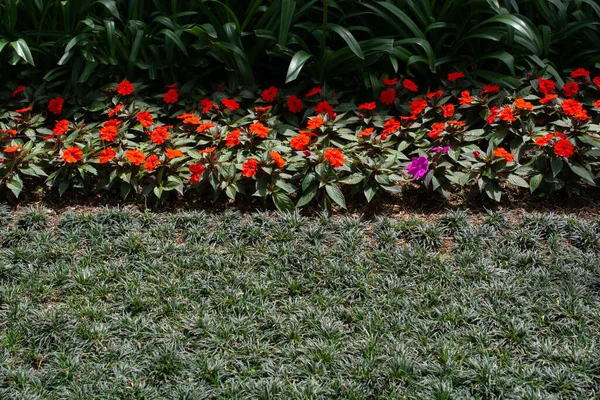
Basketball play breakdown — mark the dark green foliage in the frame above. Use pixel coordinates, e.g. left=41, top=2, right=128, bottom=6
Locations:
left=1, top=209, right=600, bottom=398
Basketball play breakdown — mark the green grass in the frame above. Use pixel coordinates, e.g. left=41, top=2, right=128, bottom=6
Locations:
left=1, top=206, right=600, bottom=399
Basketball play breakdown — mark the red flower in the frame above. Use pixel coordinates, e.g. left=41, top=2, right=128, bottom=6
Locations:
left=99, top=148, right=116, bottom=164
left=242, top=158, right=258, bottom=177
left=403, top=79, right=418, bottom=92
left=62, top=146, right=83, bottom=163
left=562, top=99, right=584, bottom=116
left=535, top=134, right=554, bottom=146
left=427, top=90, right=443, bottom=99
left=48, top=97, right=64, bottom=115
left=100, top=126, right=118, bottom=142
left=165, top=148, right=183, bottom=159
left=514, top=98, right=533, bottom=111
left=428, top=123, right=445, bottom=140
left=441, top=104, right=454, bottom=118
left=225, top=129, right=241, bottom=147
left=357, top=127, right=374, bottom=138
left=447, top=71, right=465, bottom=81
left=458, top=91, right=473, bottom=105
left=382, top=77, right=398, bottom=86
left=144, top=155, right=160, bottom=172
left=307, top=116, right=324, bottom=130
left=151, top=126, right=171, bottom=145
left=11, top=86, right=26, bottom=97
left=287, top=95, right=303, bottom=113
left=108, top=104, right=124, bottom=117
left=323, top=148, right=345, bottom=168
left=540, top=94, right=558, bottom=104
left=125, top=149, right=145, bottom=166
left=594, top=99, right=600, bottom=109
left=563, top=82, right=579, bottom=98
left=290, top=134, right=310, bottom=151
left=554, top=139, right=575, bottom=158
left=269, top=151, right=286, bottom=168
left=255, top=105, right=272, bottom=113
left=379, top=88, right=396, bottom=105
left=554, top=132, right=568, bottom=140
left=481, top=84, right=500, bottom=94
left=117, top=80, right=134, bottom=96
left=189, top=163, right=205, bottom=183
left=196, top=122, right=216, bottom=133
left=315, top=100, right=334, bottom=117
left=499, top=106, right=516, bottom=122
left=53, top=120, right=69, bottom=136
left=538, top=77, right=555, bottom=95
left=163, top=89, right=179, bottom=104
left=137, top=112, right=153, bottom=128
left=261, top=86, right=278, bottom=102
left=571, top=68, right=590, bottom=79
left=493, top=147, right=514, bottom=162
left=249, top=122, right=269, bottom=138
left=7, top=129, right=17, bottom=136
left=305, top=87, right=321, bottom=98
left=358, top=102, right=376, bottom=111
left=200, top=98, right=214, bottom=113
left=222, top=98, right=240, bottom=111
left=4, top=145, right=23, bottom=153
left=409, top=98, right=427, bottom=115
left=383, top=118, right=400, bottom=135
left=166, top=83, right=177, bottom=89
left=15, top=107, right=32, bottom=114
left=594, top=76, right=600, bottom=90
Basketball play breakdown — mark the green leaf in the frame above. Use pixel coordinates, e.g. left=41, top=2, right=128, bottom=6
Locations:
left=484, top=181, right=502, bottom=202
left=530, top=173, right=543, bottom=193
left=568, top=163, right=596, bottom=186
left=6, top=174, right=23, bottom=198
left=286, top=50, right=312, bottom=83
left=273, top=192, right=294, bottom=212
left=278, top=0, right=296, bottom=47
left=10, top=39, right=35, bottom=66
left=507, top=174, right=528, bottom=188
left=550, top=157, right=563, bottom=177
left=338, top=173, right=364, bottom=185
left=325, top=184, right=346, bottom=209
left=296, top=184, right=318, bottom=208
left=328, top=24, right=364, bottom=60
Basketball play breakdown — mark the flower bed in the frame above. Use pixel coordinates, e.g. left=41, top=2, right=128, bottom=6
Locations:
left=1, top=70, right=600, bottom=210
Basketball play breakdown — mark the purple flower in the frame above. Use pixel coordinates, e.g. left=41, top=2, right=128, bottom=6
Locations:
left=406, top=156, right=429, bottom=179
left=430, top=146, right=450, bottom=153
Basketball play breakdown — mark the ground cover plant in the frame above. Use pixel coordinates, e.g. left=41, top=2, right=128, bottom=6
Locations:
left=1, top=70, right=600, bottom=210
left=0, top=206, right=599, bottom=398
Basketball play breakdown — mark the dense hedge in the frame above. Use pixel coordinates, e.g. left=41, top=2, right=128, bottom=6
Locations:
left=1, top=69, right=600, bottom=210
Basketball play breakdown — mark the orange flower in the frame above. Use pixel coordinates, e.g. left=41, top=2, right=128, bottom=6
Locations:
left=99, top=148, right=116, bottom=164
left=535, top=134, right=554, bottom=146
left=151, top=126, right=171, bottom=145
left=100, top=125, right=118, bottom=141
left=447, top=71, right=465, bottom=81
left=307, top=116, right=324, bottom=130
left=446, top=120, right=466, bottom=127
left=4, top=145, right=23, bottom=153
left=499, top=106, right=516, bottom=122
left=53, top=120, right=69, bottom=136
left=403, top=79, right=418, bottom=92
left=305, top=87, right=321, bottom=98
left=287, top=95, right=303, bottom=113
left=144, top=154, right=160, bottom=172
left=48, top=97, right=64, bottom=115
left=163, top=89, right=179, bottom=104
left=323, top=148, right=345, bottom=168
left=125, top=149, right=145, bottom=165
left=15, top=107, right=31, bottom=114
left=249, top=122, right=269, bottom=138
left=554, top=139, right=575, bottom=158
left=108, top=103, right=124, bottom=117
left=225, top=129, right=241, bottom=147
left=357, top=127, right=374, bottom=138
left=269, top=151, right=286, bottom=168
left=379, top=88, right=396, bottom=105
left=290, top=134, right=310, bottom=151
left=382, top=118, right=400, bottom=134
left=410, top=98, right=427, bottom=115
left=255, top=105, right=272, bottom=113
left=165, top=148, right=184, bottom=159
left=493, top=147, right=514, bottom=162
left=540, top=94, right=558, bottom=104
left=458, top=91, right=474, bottom=105
left=261, top=86, right=278, bottom=102
left=8, top=129, right=17, bottom=136
left=196, top=122, right=216, bottom=133
left=222, top=98, right=240, bottom=111
left=441, top=104, right=454, bottom=118
left=199, top=147, right=216, bottom=154
left=428, top=123, right=445, bottom=140
left=62, top=146, right=83, bottom=163
left=242, top=158, right=258, bottom=177
left=137, top=111, right=153, bottom=128
left=562, top=99, right=584, bottom=116
left=183, top=115, right=202, bottom=125
left=514, top=98, right=533, bottom=111
left=117, top=80, right=134, bottom=96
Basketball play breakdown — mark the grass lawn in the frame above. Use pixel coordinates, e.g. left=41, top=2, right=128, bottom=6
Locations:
left=1, top=206, right=599, bottom=399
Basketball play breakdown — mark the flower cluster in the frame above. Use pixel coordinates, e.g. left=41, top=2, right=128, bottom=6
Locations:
left=1, top=72, right=599, bottom=208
